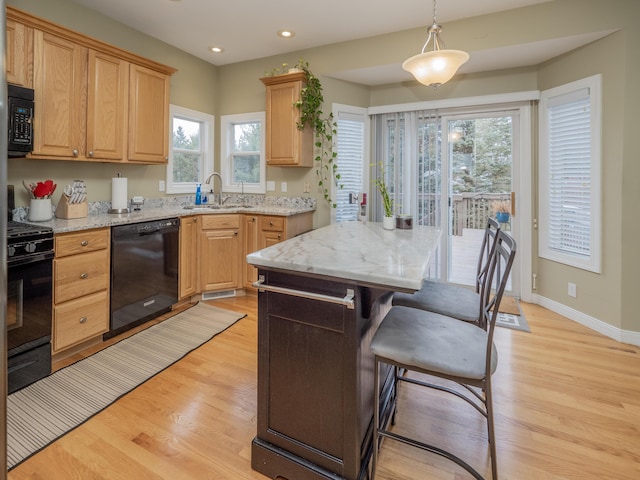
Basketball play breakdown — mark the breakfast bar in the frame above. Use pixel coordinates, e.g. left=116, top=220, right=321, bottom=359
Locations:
left=247, top=221, right=440, bottom=480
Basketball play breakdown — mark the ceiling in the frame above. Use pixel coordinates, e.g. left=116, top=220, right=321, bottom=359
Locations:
left=70, top=0, right=611, bottom=85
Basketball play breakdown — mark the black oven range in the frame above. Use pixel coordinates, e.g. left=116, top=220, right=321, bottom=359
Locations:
left=6, top=185, right=54, bottom=393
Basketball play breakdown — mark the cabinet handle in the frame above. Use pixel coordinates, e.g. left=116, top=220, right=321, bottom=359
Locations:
left=80, top=273, right=88, bottom=279
left=234, top=230, right=238, bottom=236
left=79, top=317, right=87, bottom=324
left=251, top=217, right=256, bottom=222
left=72, top=149, right=79, bottom=156
left=88, top=151, right=94, bottom=157
left=192, top=218, right=197, bottom=223
left=80, top=240, right=89, bottom=246
left=278, top=234, right=282, bottom=240
left=269, top=221, right=274, bottom=227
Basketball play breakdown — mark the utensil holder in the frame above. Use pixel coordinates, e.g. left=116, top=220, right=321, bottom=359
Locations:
left=55, top=195, right=88, bottom=219
left=28, top=198, right=53, bottom=222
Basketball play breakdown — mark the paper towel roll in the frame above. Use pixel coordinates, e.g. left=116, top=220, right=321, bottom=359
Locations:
left=111, top=177, right=128, bottom=211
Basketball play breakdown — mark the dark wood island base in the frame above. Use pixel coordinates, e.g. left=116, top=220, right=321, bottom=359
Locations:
left=251, top=269, right=397, bottom=480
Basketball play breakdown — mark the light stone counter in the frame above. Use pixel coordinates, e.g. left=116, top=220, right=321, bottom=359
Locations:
left=15, top=195, right=316, bottom=233
left=247, top=221, right=440, bottom=291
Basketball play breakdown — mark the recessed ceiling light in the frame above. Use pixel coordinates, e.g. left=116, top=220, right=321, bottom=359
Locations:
left=277, top=30, right=295, bottom=39
left=209, top=46, right=224, bottom=53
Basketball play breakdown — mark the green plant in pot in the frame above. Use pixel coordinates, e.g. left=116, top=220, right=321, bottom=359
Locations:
left=375, top=164, right=395, bottom=229
left=293, top=60, right=341, bottom=208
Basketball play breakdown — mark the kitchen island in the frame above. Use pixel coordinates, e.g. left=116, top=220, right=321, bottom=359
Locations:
left=247, top=221, right=440, bottom=480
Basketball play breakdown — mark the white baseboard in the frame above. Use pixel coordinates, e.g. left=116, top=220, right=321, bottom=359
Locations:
left=532, top=294, right=640, bottom=347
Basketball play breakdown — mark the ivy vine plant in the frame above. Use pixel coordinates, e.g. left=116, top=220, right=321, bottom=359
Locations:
left=292, top=59, right=341, bottom=208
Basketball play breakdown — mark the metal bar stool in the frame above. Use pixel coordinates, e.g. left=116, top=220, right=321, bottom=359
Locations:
left=370, top=230, right=516, bottom=480
left=392, top=217, right=500, bottom=328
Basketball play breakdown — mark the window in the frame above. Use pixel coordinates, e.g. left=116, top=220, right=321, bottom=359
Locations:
left=333, top=105, right=367, bottom=222
left=167, top=105, right=214, bottom=194
left=220, top=112, right=266, bottom=194
left=539, top=75, right=601, bottom=273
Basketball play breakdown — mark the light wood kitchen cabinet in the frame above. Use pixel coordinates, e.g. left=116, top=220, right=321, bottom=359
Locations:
left=244, top=212, right=314, bottom=289
left=8, top=6, right=175, bottom=164
left=179, top=216, right=198, bottom=299
left=128, top=64, right=171, bottom=163
left=260, top=72, right=313, bottom=167
left=199, top=215, right=242, bottom=292
left=32, top=30, right=87, bottom=158
left=6, top=19, right=33, bottom=87
left=53, top=228, right=110, bottom=354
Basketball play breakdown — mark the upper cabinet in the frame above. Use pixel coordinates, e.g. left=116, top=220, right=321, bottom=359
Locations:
left=260, top=72, right=313, bottom=167
left=7, top=6, right=176, bottom=164
left=6, top=19, right=33, bottom=87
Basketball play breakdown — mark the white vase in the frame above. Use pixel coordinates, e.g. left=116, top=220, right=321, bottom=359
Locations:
left=383, top=215, right=396, bottom=230
left=28, top=198, right=53, bottom=222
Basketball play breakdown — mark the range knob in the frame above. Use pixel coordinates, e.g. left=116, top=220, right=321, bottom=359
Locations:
left=8, top=246, right=16, bottom=257
left=25, top=242, right=37, bottom=253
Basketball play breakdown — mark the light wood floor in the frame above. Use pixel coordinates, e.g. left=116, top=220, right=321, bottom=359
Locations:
left=8, top=296, right=640, bottom=480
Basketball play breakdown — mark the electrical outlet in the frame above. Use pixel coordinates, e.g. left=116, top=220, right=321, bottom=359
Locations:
left=303, top=181, right=310, bottom=193
left=281, top=182, right=287, bottom=193
left=267, top=181, right=275, bottom=191
left=159, top=180, right=165, bottom=192
left=568, top=282, right=577, bottom=298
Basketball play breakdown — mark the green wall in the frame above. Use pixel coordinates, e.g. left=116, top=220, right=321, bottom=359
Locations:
left=6, top=0, right=640, bottom=338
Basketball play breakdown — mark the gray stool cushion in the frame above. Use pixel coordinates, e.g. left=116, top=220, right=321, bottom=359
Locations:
left=393, top=280, right=480, bottom=323
left=371, top=306, right=498, bottom=380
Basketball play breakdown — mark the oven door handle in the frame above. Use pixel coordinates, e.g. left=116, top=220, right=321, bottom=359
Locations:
left=8, top=251, right=54, bottom=267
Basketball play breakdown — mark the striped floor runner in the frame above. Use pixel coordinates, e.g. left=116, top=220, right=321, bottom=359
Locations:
left=7, top=301, right=246, bottom=470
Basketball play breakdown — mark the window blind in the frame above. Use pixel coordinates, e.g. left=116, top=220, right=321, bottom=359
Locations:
left=335, top=112, right=365, bottom=222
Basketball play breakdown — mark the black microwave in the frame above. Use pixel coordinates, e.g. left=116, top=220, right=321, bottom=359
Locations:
left=7, top=84, right=34, bottom=157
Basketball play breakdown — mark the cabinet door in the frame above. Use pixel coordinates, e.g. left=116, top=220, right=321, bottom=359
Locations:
left=200, top=228, right=241, bottom=291
left=263, top=75, right=313, bottom=167
left=260, top=230, right=284, bottom=249
left=179, top=216, right=199, bottom=299
left=32, top=30, right=87, bottom=158
left=87, top=50, right=128, bottom=161
left=6, top=20, right=32, bottom=87
left=128, top=64, right=170, bottom=163
left=244, top=215, right=259, bottom=288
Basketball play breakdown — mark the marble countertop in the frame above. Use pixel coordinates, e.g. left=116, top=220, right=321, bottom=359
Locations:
left=19, top=198, right=315, bottom=234
left=247, top=221, right=441, bottom=291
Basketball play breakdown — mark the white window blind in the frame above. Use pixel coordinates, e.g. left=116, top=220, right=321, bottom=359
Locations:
left=334, top=107, right=366, bottom=223
left=539, top=75, right=601, bottom=272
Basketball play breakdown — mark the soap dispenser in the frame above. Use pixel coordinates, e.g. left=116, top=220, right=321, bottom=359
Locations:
left=195, top=183, right=202, bottom=205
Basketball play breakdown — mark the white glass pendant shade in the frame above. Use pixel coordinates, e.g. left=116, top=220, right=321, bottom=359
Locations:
left=403, top=49, right=469, bottom=88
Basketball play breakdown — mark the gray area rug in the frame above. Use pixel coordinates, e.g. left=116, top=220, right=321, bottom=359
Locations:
left=496, top=298, right=531, bottom=332
left=7, top=301, right=246, bottom=470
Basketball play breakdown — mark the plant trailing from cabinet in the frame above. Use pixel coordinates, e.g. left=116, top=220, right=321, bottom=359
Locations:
left=293, top=59, right=341, bottom=208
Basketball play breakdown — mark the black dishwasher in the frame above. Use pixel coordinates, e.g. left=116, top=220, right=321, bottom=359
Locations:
left=105, top=218, right=180, bottom=339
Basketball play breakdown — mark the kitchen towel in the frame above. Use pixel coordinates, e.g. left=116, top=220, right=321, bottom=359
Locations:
left=111, top=176, right=128, bottom=210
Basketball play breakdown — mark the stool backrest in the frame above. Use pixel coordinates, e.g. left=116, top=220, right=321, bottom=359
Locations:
left=475, top=217, right=501, bottom=294
left=480, top=230, right=517, bottom=336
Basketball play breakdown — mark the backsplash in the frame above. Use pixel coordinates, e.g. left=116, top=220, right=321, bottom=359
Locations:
left=12, top=194, right=316, bottom=221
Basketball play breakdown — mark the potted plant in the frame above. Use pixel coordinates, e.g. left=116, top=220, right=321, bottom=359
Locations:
left=375, top=166, right=395, bottom=230
left=492, top=199, right=511, bottom=223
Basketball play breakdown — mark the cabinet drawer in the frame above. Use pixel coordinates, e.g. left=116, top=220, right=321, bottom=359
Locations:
left=54, top=249, right=110, bottom=303
left=55, top=228, right=109, bottom=257
left=259, top=216, right=284, bottom=232
left=200, top=214, right=240, bottom=230
left=53, top=290, right=109, bottom=352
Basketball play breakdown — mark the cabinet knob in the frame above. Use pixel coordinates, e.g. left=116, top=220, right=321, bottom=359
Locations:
left=79, top=317, right=87, bottom=324
left=72, top=149, right=79, bottom=156
left=234, top=230, right=238, bottom=236
left=269, top=221, right=274, bottom=227
left=80, top=273, right=88, bottom=279
left=80, top=240, right=89, bottom=246
left=278, top=234, right=282, bottom=240
left=88, top=151, right=94, bottom=157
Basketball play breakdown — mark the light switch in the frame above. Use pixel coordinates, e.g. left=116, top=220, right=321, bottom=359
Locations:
left=281, top=182, right=287, bottom=192
left=159, top=180, right=165, bottom=192
left=267, top=181, right=275, bottom=191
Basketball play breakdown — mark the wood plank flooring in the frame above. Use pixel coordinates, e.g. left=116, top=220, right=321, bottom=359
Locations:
left=8, top=295, right=640, bottom=479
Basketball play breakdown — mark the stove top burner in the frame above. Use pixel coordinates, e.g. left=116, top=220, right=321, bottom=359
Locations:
left=7, top=221, right=54, bottom=263
left=7, top=220, right=54, bottom=240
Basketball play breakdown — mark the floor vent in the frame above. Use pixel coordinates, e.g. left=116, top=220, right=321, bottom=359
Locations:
left=202, top=290, right=237, bottom=301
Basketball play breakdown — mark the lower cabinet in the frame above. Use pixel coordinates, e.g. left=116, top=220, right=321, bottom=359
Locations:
left=199, top=214, right=242, bottom=292
left=53, top=228, right=110, bottom=353
left=179, top=215, right=198, bottom=299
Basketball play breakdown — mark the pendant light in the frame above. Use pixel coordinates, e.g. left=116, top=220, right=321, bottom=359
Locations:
left=403, top=0, right=469, bottom=88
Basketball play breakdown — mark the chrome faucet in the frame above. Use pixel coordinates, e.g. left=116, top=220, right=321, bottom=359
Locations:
left=204, top=172, right=223, bottom=206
